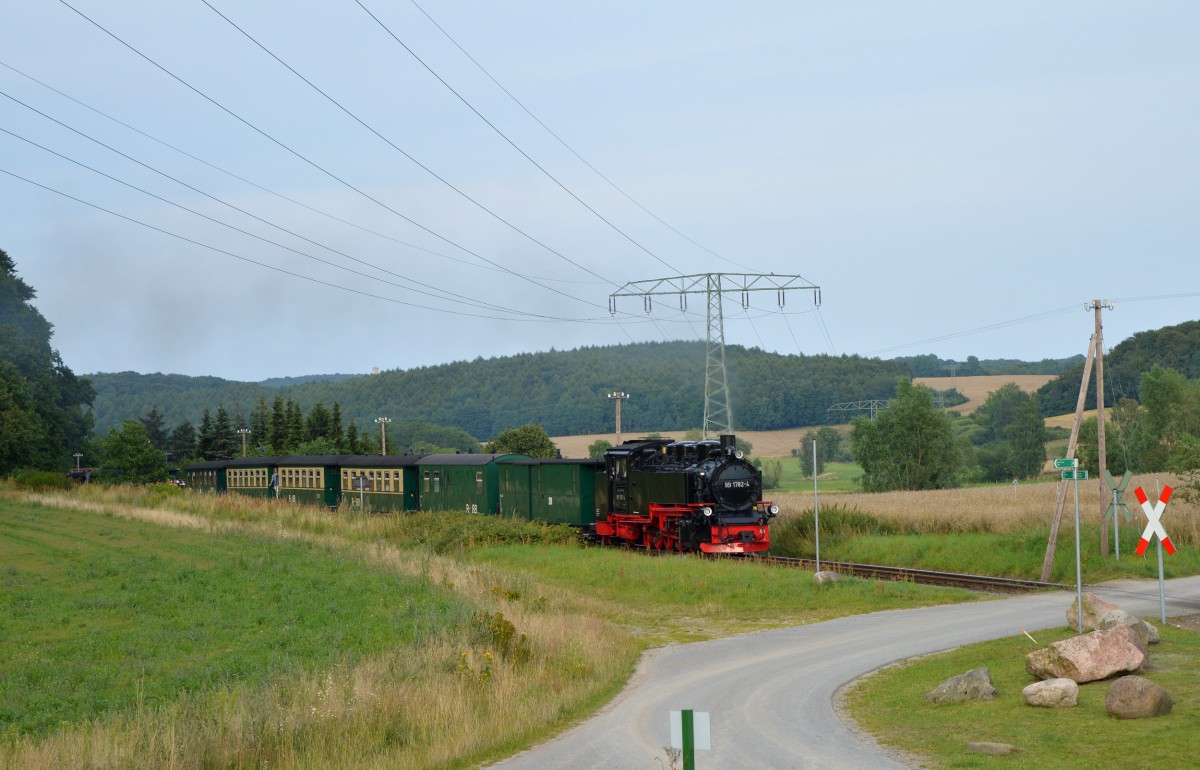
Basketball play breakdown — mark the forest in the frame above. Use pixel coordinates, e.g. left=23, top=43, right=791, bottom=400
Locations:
left=88, top=342, right=914, bottom=439
left=86, top=344, right=1096, bottom=442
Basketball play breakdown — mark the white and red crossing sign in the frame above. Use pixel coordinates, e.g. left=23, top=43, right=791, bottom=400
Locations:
left=1134, top=486, right=1174, bottom=557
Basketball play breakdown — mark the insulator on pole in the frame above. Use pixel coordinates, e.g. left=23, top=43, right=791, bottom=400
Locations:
left=741, top=290, right=750, bottom=309
left=679, top=293, right=687, bottom=311
left=644, top=294, right=652, bottom=313
left=777, top=290, right=785, bottom=309
left=608, top=296, right=616, bottom=315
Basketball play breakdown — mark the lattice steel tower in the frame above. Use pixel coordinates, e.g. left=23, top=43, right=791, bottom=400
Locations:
left=609, top=273, right=820, bottom=438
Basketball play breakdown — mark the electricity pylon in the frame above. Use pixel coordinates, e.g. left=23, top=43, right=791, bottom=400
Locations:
left=609, top=273, right=820, bottom=438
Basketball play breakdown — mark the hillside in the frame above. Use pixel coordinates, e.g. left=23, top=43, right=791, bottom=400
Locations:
left=86, top=342, right=910, bottom=438
left=1037, top=320, right=1200, bottom=415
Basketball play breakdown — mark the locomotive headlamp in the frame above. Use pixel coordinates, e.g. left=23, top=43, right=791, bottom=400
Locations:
left=768, top=504, right=779, bottom=516
left=733, top=450, right=744, bottom=459
left=701, top=506, right=713, bottom=517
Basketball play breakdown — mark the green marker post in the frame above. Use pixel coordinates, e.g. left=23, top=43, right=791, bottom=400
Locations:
left=682, top=708, right=695, bottom=770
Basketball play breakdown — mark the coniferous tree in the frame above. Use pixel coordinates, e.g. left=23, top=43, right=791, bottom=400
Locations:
left=286, top=399, right=305, bottom=450
left=197, top=409, right=216, bottom=461
left=330, top=402, right=345, bottom=451
left=250, top=398, right=270, bottom=452
left=269, top=395, right=287, bottom=451
left=167, top=420, right=197, bottom=463
left=139, top=406, right=168, bottom=451
left=213, top=406, right=236, bottom=459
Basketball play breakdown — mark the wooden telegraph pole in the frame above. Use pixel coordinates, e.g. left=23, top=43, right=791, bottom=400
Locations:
left=1092, top=300, right=1112, bottom=557
left=1040, top=335, right=1098, bottom=582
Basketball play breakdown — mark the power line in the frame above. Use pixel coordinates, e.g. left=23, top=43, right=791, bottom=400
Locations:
left=404, top=0, right=758, bottom=273
left=0, top=58, right=604, bottom=287
left=354, top=0, right=682, bottom=275
left=0, top=91, right=559, bottom=319
left=198, top=0, right=619, bottom=287
left=55, top=0, right=614, bottom=313
left=0, top=165, right=601, bottom=322
left=864, top=304, right=1081, bottom=356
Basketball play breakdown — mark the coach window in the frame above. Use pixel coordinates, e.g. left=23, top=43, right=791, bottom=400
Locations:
left=433, top=471, right=441, bottom=493
left=423, top=471, right=430, bottom=493
left=476, top=471, right=483, bottom=495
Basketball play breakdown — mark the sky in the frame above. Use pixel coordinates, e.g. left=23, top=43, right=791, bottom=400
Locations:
left=2, top=1, right=1198, bottom=382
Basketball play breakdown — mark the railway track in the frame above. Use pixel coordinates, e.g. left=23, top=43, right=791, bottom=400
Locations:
left=585, top=536, right=1067, bottom=594
left=764, top=556, right=1071, bottom=594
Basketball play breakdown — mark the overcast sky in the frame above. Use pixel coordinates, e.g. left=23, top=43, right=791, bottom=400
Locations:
left=2, top=1, right=1197, bottom=382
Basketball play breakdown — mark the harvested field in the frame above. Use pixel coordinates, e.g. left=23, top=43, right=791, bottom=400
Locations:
left=551, top=376, right=1057, bottom=458
left=915, top=374, right=1056, bottom=413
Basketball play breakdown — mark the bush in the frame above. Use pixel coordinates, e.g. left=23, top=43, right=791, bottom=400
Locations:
left=12, top=469, right=73, bottom=491
left=770, top=505, right=901, bottom=557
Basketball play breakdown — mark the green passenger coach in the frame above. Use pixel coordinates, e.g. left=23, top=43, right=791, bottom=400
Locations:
left=497, top=458, right=603, bottom=526
left=338, top=454, right=420, bottom=512
left=416, top=454, right=520, bottom=514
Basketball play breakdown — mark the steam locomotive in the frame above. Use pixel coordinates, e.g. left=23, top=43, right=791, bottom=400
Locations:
left=595, top=434, right=777, bottom=554
left=183, top=433, right=777, bottom=554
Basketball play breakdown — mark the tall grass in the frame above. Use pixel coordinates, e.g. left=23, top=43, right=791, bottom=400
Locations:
left=775, top=473, right=1200, bottom=542
left=770, top=474, right=1200, bottom=580
left=0, top=488, right=638, bottom=770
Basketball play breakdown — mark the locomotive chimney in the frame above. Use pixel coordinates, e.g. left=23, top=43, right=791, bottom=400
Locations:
left=720, top=434, right=736, bottom=454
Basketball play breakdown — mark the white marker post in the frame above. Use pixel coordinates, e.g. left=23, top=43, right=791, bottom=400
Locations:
left=670, top=710, right=710, bottom=770
left=813, top=439, right=821, bottom=572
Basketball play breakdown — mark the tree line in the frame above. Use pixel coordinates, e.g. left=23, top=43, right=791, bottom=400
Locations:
left=86, top=342, right=912, bottom=440
left=0, top=249, right=94, bottom=477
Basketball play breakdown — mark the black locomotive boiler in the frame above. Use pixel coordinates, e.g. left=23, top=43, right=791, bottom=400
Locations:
left=593, top=434, right=778, bottom=553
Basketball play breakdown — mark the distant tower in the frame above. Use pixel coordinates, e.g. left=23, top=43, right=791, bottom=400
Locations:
left=610, top=273, right=820, bottom=438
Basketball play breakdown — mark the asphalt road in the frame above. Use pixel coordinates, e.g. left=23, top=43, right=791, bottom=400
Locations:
left=489, top=576, right=1200, bottom=770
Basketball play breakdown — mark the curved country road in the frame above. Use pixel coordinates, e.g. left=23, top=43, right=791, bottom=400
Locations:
left=489, top=577, right=1200, bottom=770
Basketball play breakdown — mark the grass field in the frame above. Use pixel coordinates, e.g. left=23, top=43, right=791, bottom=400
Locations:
left=0, top=499, right=463, bottom=736
left=847, top=624, right=1200, bottom=769
left=0, top=484, right=982, bottom=769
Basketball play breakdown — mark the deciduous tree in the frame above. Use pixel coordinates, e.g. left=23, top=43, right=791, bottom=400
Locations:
left=485, top=424, right=558, bottom=458
left=851, top=379, right=962, bottom=491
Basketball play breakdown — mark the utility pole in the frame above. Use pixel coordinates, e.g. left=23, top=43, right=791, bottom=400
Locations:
left=1040, top=335, right=1098, bottom=582
left=607, top=391, right=630, bottom=445
left=375, top=417, right=391, bottom=456
left=73, top=452, right=83, bottom=469
left=237, top=428, right=251, bottom=458
left=1091, top=300, right=1113, bottom=557
left=610, top=273, right=820, bottom=438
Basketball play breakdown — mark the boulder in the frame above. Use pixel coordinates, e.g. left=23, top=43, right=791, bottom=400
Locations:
left=1106, top=675, right=1173, bottom=719
left=813, top=570, right=841, bottom=584
left=1022, top=678, right=1079, bottom=708
left=1025, top=625, right=1145, bottom=683
left=925, top=667, right=996, bottom=703
left=1067, top=592, right=1119, bottom=632
left=1098, top=608, right=1160, bottom=646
